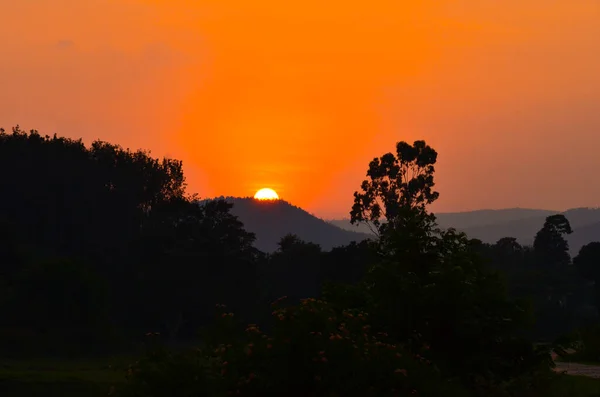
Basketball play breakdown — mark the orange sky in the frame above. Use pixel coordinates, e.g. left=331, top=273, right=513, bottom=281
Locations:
left=1, top=0, right=599, bottom=218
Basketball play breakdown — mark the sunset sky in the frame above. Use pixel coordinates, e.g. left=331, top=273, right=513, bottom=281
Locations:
left=1, top=0, right=599, bottom=218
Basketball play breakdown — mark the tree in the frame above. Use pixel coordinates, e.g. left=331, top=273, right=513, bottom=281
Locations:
left=350, top=140, right=440, bottom=265
left=342, top=140, right=552, bottom=393
left=531, top=215, right=579, bottom=338
left=321, top=240, right=377, bottom=285
left=0, top=126, right=194, bottom=345
left=533, top=214, right=573, bottom=268
left=350, top=140, right=439, bottom=236
left=132, top=198, right=260, bottom=342
left=495, top=237, right=523, bottom=256
left=574, top=242, right=600, bottom=281
left=574, top=242, right=600, bottom=310
left=5, top=258, right=112, bottom=355
left=263, top=234, right=322, bottom=303
left=0, top=126, right=187, bottom=268
left=123, top=300, right=469, bottom=397
left=0, top=220, right=29, bottom=288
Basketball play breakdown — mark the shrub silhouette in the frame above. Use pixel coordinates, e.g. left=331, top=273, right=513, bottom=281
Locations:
left=122, top=299, right=468, bottom=397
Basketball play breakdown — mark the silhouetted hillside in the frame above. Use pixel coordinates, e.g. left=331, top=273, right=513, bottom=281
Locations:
left=568, top=221, right=600, bottom=255
left=459, top=208, right=600, bottom=249
left=329, top=208, right=556, bottom=235
left=330, top=207, right=600, bottom=253
left=204, top=197, right=373, bottom=252
left=435, top=208, right=557, bottom=229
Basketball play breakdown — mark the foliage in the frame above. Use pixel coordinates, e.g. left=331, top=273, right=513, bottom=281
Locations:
left=533, top=214, right=573, bottom=268
left=259, top=235, right=323, bottom=304
left=350, top=140, right=439, bottom=236
left=0, top=356, right=131, bottom=397
left=122, top=300, right=468, bottom=397
left=574, top=242, right=600, bottom=312
left=345, top=140, right=555, bottom=395
left=0, top=126, right=186, bottom=265
left=128, top=198, right=262, bottom=342
left=327, top=230, right=554, bottom=395
left=543, top=375, right=600, bottom=397
left=4, top=126, right=600, bottom=397
left=575, top=242, right=600, bottom=282
left=0, top=257, right=116, bottom=356
left=321, top=240, right=378, bottom=285
left=0, top=126, right=264, bottom=353
left=556, top=324, right=600, bottom=364
left=475, top=223, right=593, bottom=340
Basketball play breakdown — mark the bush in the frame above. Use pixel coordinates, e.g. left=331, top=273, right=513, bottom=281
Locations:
left=556, top=323, right=600, bottom=363
left=121, top=298, right=468, bottom=397
left=323, top=229, right=555, bottom=397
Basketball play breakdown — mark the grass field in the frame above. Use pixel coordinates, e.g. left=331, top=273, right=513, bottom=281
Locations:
left=0, top=355, right=132, bottom=396
left=547, top=375, right=600, bottom=397
left=3, top=356, right=600, bottom=397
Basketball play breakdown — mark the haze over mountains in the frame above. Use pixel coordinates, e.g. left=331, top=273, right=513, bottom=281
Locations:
left=206, top=197, right=600, bottom=255
left=208, top=197, right=372, bottom=252
left=330, top=207, right=600, bottom=254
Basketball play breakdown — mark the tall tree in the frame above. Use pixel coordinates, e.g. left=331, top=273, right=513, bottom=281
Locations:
left=263, top=234, right=322, bottom=303
left=342, top=140, right=549, bottom=392
left=531, top=215, right=579, bottom=337
left=0, top=126, right=187, bottom=267
left=132, top=198, right=260, bottom=342
left=350, top=140, right=438, bottom=234
left=350, top=140, right=439, bottom=261
left=574, top=242, right=600, bottom=311
left=533, top=214, right=573, bottom=268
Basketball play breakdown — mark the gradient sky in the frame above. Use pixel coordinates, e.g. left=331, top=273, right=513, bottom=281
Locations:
left=1, top=0, right=599, bottom=218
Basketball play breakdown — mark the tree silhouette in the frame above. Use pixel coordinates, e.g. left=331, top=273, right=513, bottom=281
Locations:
left=350, top=140, right=440, bottom=264
left=350, top=140, right=438, bottom=236
left=266, top=234, right=322, bottom=301
left=574, top=242, right=600, bottom=311
left=0, top=126, right=187, bottom=267
left=533, top=214, right=573, bottom=268
left=132, top=198, right=260, bottom=342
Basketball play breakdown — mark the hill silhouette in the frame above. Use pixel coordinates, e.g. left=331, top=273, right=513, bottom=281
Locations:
left=329, top=208, right=556, bottom=235
left=330, top=207, right=600, bottom=253
left=458, top=207, right=600, bottom=250
left=203, top=197, right=372, bottom=252
left=569, top=221, right=600, bottom=255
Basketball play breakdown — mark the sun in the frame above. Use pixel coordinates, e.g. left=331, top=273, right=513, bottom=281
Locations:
left=254, top=188, right=279, bottom=200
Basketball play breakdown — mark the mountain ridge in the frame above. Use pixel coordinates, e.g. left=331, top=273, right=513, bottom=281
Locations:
left=329, top=207, right=600, bottom=253
left=200, top=197, right=600, bottom=254
left=202, top=197, right=373, bottom=253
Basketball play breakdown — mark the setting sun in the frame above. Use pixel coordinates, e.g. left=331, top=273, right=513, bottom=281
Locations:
left=254, top=188, right=279, bottom=201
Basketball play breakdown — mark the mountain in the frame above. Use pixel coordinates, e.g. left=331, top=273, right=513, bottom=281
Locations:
left=458, top=208, right=600, bottom=249
left=569, top=221, right=600, bottom=255
left=328, top=208, right=557, bottom=235
left=208, top=197, right=373, bottom=253
left=329, top=207, right=600, bottom=253
left=434, top=208, right=557, bottom=230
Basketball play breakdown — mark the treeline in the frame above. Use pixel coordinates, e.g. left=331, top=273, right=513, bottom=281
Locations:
left=473, top=216, right=598, bottom=340
left=0, top=126, right=374, bottom=355
left=1, top=127, right=600, bottom=396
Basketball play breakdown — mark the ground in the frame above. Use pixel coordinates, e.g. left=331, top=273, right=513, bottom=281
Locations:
left=0, top=356, right=130, bottom=396
left=2, top=354, right=600, bottom=396
left=556, top=361, right=600, bottom=379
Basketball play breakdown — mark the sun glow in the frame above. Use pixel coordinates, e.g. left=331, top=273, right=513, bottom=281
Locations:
left=254, top=188, right=279, bottom=200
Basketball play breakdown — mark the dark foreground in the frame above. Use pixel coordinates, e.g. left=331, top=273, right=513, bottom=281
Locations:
left=2, top=356, right=600, bottom=397
left=0, top=356, right=130, bottom=396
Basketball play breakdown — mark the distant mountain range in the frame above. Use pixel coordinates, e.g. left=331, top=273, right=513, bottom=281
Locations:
left=209, top=197, right=373, bottom=253
left=203, top=197, right=600, bottom=255
left=329, top=207, right=600, bottom=254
